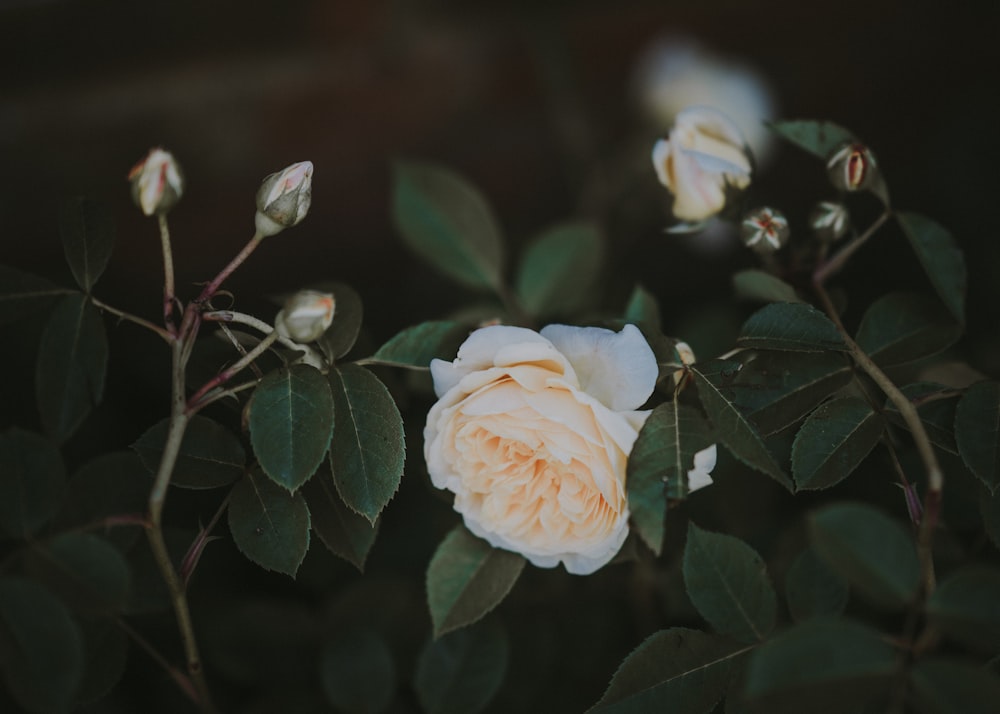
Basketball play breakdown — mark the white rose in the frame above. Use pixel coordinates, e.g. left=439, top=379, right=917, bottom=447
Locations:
left=633, top=38, right=777, bottom=165
left=652, top=106, right=752, bottom=223
left=423, top=323, right=658, bottom=575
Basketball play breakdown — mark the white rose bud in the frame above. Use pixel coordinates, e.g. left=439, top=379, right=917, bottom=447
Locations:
left=254, top=161, right=313, bottom=237
left=652, top=106, right=752, bottom=223
left=275, top=290, right=335, bottom=343
left=741, top=207, right=789, bottom=253
left=128, top=148, right=184, bottom=216
left=809, top=201, right=850, bottom=242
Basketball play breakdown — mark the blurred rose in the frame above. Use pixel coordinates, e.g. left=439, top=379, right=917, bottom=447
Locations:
left=424, top=324, right=657, bottom=575
left=652, top=106, right=752, bottom=223
left=633, top=37, right=777, bottom=165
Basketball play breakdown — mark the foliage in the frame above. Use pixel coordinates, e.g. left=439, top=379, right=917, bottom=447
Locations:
left=0, top=108, right=997, bottom=714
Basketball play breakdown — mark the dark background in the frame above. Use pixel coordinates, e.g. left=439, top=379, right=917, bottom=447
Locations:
left=1, top=1, right=998, bottom=711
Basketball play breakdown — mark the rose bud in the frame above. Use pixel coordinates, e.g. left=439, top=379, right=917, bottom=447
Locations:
left=809, top=201, right=850, bottom=242
left=740, top=207, right=789, bottom=253
left=254, top=161, right=313, bottom=237
left=652, top=106, right=752, bottom=223
left=128, top=148, right=184, bottom=216
left=826, top=143, right=879, bottom=192
left=275, top=290, right=335, bottom=343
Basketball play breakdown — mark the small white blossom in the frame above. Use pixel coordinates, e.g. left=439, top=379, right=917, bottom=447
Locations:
left=809, top=201, right=850, bottom=242
left=741, top=207, right=789, bottom=252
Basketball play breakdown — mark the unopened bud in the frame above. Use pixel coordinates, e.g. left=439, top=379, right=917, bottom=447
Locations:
left=128, top=148, right=184, bottom=216
left=672, top=340, right=696, bottom=387
left=826, top=143, right=878, bottom=192
left=275, top=290, right=335, bottom=343
left=809, top=201, right=850, bottom=242
left=255, top=161, right=313, bottom=237
left=740, top=207, right=789, bottom=252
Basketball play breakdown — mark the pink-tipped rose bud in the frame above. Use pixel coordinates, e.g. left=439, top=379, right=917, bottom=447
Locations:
left=255, top=161, right=313, bottom=237
left=652, top=106, right=752, bottom=223
left=741, top=207, right=789, bottom=252
left=809, top=201, right=850, bottom=242
left=275, top=290, right=335, bottom=343
left=826, top=143, right=879, bottom=192
left=128, top=148, right=184, bottom=216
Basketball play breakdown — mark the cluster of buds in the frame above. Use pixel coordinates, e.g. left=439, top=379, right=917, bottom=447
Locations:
left=128, top=148, right=184, bottom=216
left=652, top=106, right=753, bottom=223
left=275, top=290, right=335, bottom=343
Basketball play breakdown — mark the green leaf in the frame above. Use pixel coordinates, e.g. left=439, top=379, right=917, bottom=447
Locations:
left=58, top=196, right=115, bottom=293
left=26, top=533, right=131, bottom=614
left=897, top=211, right=966, bottom=323
left=590, top=628, right=750, bottom=714
left=623, top=284, right=662, bottom=329
left=415, top=618, right=508, bottom=714
left=926, top=566, right=1000, bottom=653
left=883, top=383, right=960, bottom=455
left=133, top=415, right=246, bottom=490
left=426, top=525, right=525, bottom=637
left=767, top=119, right=856, bottom=159
left=392, top=161, right=505, bottom=292
left=36, top=293, right=108, bottom=442
left=0, top=577, right=84, bottom=714
left=954, top=381, right=1000, bottom=493
left=0, top=264, right=73, bottom=324
left=369, top=320, right=467, bottom=369
left=327, top=365, right=405, bottom=523
left=319, top=629, right=396, bottom=714
left=732, top=270, right=802, bottom=304
left=855, top=292, right=962, bottom=367
left=784, top=548, right=850, bottom=622
left=302, top=465, right=379, bottom=572
left=57, top=451, right=148, bottom=549
left=515, top=222, right=604, bottom=318
left=228, top=469, right=311, bottom=577
left=737, top=303, right=846, bottom=352
left=691, top=362, right=791, bottom=490
left=627, top=402, right=714, bottom=553
left=791, top=397, right=884, bottom=491
left=683, top=523, right=777, bottom=643
left=809, top=502, right=920, bottom=609
left=910, top=658, right=1000, bottom=714
left=743, top=617, right=896, bottom=709
left=249, top=364, right=334, bottom=492
left=0, top=428, right=66, bottom=539
left=76, top=619, right=129, bottom=706
left=696, top=352, right=852, bottom=437
left=313, top=281, right=364, bottom=361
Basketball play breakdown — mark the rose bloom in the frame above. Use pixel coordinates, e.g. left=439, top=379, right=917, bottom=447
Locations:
left=652, top=106, right=752, bottom=223
left=424, top=324, right=658, bottom=575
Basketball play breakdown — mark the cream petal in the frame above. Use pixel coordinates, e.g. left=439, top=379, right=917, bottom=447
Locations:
left=670, top=149, right=726, bottom=222
left=688, top=444, right=718, bottom=492
left=539, top=324, right=657, bottom=412
left=651, top=139, right=674, bottom=189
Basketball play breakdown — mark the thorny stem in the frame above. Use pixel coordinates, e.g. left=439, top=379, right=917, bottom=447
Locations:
left=181, top=490, right=234, bottom=588
left=186, top=330, right=280, bottom=410
left=812, top=212, right=943, bottom=597
left=197, top=232, right=263, bottom=303
left=813, top=209, right=891, bottom=285
left=145, top=330, right=217, bottom=713
left=203, top=309, right=312, bottom=354
left=158, top=214, right=177, bottom=330
left=116, top=616, right=199, bottom=704
left=90, top=296, right=174, bottom=343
